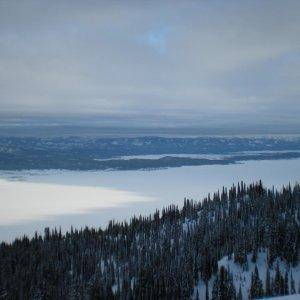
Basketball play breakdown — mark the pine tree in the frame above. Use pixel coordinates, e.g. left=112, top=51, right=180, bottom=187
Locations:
left=212, top=266, right=236, bottom=300
left=195, top=289, right=200, bottom=300
left=265, top=267, right=272, bottom=297
left=284, top=271, right=289, bottom=295
left=273, top=262, right=281, bottom=295
left=205, top=281, right=209, bottom=300
left=249, top=266, right=264, bottom=299
left=290, top=272, right=296, bottom=294
left=91, top=279, right=102, bottom=300
left=212, top=275, right=219, bottom=300
left=236, top=284, right=243, bottom=300
left=251, top=248, right=257, bottom=264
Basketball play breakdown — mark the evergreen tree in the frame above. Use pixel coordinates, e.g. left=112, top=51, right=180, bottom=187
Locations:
left=249, top=266, right=264, bottom=299
left=205, top=281, right=209, bottom=300
left=212, top=266, right=236, bottom=300
left=290, top=272, right=296, bottom=294
left=265, top=267, right=272, bottom=297
left=236, top=285, right=243, bottom=300
left=195, top=289, right=200, bottom=300
left=284, top=271, right=289, bottom=295
left=273, top=262, right=282, bottom=295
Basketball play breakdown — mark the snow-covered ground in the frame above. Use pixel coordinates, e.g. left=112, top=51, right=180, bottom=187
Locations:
left=262, top=295, right=300, bottom=299
left=0, top=178, right=151, bottom=225
left=94, top=150, right=300, bottom=161
left=0, top=158, right=299, bottom=242
left=108, top=153, right=226, bottom=160
left=193, top=250, right=300, bottom=299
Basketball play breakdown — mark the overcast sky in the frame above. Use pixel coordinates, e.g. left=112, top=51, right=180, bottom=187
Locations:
left=0, top=0, right=300, bottom=130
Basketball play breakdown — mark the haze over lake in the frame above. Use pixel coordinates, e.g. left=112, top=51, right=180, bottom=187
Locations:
left=0, top=158, right=299, bottom=242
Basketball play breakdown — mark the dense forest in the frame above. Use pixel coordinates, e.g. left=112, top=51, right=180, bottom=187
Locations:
left=0, top=181, right=299, bottom=299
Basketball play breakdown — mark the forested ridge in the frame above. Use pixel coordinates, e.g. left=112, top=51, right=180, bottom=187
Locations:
left=1, top=136, right=300, bottom=170
left=0, top=181, right=299, bottom=299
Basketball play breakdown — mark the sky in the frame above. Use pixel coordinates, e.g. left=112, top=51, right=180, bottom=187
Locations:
left=0, top=0, right=300, bottom=131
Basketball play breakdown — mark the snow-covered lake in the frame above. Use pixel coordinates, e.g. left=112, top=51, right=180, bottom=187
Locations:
left=0, top=158, right=300, bottom=242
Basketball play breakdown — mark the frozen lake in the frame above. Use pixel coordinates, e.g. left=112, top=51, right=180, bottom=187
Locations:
left=0, top=158, right=300, bottom=242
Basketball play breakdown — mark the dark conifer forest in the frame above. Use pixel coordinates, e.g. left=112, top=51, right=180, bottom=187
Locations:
left=0, top=181, right=299, bottom=299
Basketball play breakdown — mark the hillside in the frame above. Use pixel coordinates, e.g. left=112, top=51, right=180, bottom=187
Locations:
left=193, top=251, right=300, bottom=299
left=0, top=181, right=299, bottom=299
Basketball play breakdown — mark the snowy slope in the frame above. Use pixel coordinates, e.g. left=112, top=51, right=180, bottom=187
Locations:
left=263, top=295, right=300, bottom=299
left=193, top=250, right=300, bottom=299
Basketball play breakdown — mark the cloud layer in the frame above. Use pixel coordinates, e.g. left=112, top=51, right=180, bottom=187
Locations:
left=0, top=0, right=300, bottom=129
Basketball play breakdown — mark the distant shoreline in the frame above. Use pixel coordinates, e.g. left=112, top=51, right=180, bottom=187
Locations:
left=1, top=152, right=300, bottom=171
left=1, top=135, right=300, bottom=171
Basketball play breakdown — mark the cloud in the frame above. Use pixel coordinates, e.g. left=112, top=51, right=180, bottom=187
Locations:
left=0, top=0, right=299, bottom=130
